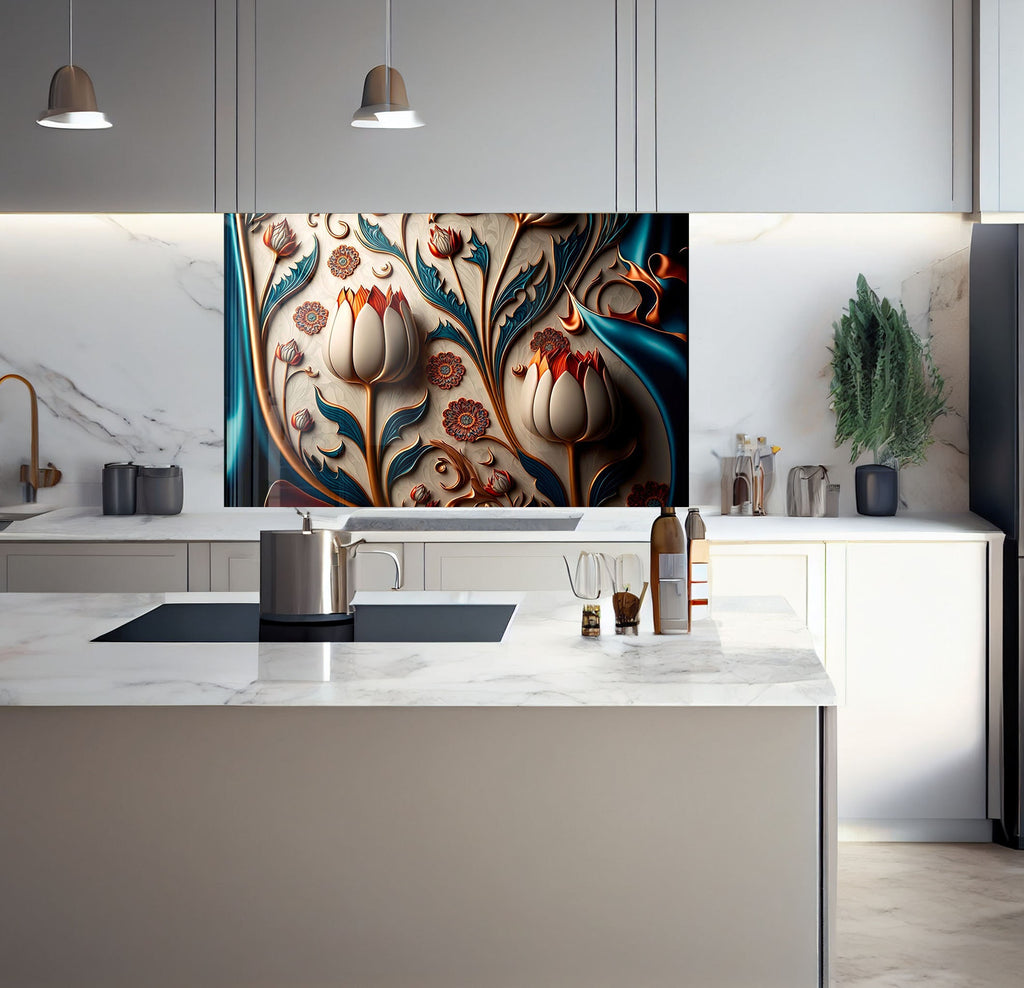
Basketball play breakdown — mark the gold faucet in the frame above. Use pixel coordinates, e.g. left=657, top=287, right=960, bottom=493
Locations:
left=0, top=374, right=62, bottom=503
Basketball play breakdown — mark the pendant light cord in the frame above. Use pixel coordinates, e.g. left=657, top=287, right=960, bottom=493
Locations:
left=384, top=0, right=391, bottom=107
left=69, top=0, right=74, bottom=66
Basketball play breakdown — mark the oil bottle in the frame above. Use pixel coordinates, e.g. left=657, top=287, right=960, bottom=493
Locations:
left=651, top=505, right=687, bottom=634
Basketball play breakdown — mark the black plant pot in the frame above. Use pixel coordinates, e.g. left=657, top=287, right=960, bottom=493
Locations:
left=855, top=464, right=898, bottom=516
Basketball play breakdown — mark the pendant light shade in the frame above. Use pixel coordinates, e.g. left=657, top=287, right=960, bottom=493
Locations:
left=37, top=0, right=111, bottom=130
left=37, top=65, right=111, bottom=129
left=351, top=0, right=423, bottom=129
left=351, top=65, right=423, bottom=129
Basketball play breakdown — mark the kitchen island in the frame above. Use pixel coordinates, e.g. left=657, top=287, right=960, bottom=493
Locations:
left=0, top=590, right=835, bottom=988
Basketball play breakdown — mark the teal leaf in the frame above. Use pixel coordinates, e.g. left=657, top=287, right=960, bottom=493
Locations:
left=316, top=442, right=345, bottom=459
left=517, top=449, right=567, bottom=507
left=356, top=215, right=406, bottom=264
left=466, top=232, right=489, bottom=274
left=380, top=391, right=429, bottom=451
left=493, top=264, right=537, bottom=316
left=550, top=224, right=590, bottom=288
left=260, top=239, right=320, bottom=330
left=386, top=437, right=431, bottom=492
left=493, top=272, right=550, bottom=380
left=587, top=443, right=641, bottom=507
left=305, top=453, right=372, bottom=507
left=427, top=320, right=465, bottom=347
left=427, top=320, right=484, bottom=369
left=314, top=386, right=365, bottom=454
left=415, top=250, right=473, bottom=329
left=594, top=213, right=630, bottom=254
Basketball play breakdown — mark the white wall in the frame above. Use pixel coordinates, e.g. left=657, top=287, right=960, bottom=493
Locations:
left=0, top=212, right=972, bottom=514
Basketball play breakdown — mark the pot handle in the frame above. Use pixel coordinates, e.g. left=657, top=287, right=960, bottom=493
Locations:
left=355, top=548, right=403, bottom=591
left=331, top=537, right=402, bottom=590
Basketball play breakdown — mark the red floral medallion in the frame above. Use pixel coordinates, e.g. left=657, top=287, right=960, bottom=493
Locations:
left=442, top=398, right=490, bottom=443
left=327, top=244, right=361, bottom=279
left=626, top=481, right=669, bottom=507
left=426, top=351, right=466, bottom=390
left=529, top=327, right=570, bottom=357
left=293, top=300, right=330, bottom=335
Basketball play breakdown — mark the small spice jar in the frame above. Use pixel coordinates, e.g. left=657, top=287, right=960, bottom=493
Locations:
left=581, top=604, right=601, bottom=637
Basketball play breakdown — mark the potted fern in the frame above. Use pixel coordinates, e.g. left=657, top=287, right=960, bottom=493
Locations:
left=829, top=274, right=946, bottom=515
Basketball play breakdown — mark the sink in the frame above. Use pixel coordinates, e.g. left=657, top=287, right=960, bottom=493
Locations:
left=0, top=503, right=57, bottom=522
left=93, top=601, right=516, bottom=644
left=342, top=508, right=582, bottom=532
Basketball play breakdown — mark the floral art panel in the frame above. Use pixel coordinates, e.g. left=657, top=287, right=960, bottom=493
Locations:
left=225, top=213, right=687, bottom=508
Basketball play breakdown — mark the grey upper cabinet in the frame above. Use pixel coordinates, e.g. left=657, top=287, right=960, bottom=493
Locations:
left=0, top=0, right=216, bottom=211
left=653, top=0, right=972, bottom=212
left=977, top=0, right=1024, bottom=212
left=246, top=0, right=618, bottom=213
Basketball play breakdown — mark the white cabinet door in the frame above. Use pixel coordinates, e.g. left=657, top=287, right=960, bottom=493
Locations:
left=209, top=542, right=261, bottom=592
left=838, top=541, right=989, bottom=840
left=250, top=0, right=617, bottom=212
left=708, top=543, right=825, bottom=658
left=1, top=543, right=188, bottom=593
left=0, top=0, right=216, bottom=211
left=655, top=0, right=971, bottom=211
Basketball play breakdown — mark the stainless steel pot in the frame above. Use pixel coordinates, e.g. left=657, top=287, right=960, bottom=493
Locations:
left=259, top=510, right=401, bottom=620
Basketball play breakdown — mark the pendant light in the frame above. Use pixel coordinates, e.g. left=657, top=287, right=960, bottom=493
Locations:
left=37, top=0, right=112, bottom=129
left=351, top=0, right=423, bottom=129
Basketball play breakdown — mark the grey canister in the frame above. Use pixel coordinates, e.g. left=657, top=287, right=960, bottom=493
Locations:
left=102, top=462, right=137, bottom=515
left=136, top=465, right=184, bottom=515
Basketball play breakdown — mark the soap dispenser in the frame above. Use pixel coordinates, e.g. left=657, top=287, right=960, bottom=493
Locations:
left=650, top=505, right=687, bottom=634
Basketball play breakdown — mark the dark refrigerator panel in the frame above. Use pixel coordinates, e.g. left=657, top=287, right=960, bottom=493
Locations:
left=969, top=223, right=1024, bottom=847
left=969, top=224, right=1020, bottom=541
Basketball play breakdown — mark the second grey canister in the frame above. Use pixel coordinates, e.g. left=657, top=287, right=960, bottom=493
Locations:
left=136, top=465, right=184, bottom=515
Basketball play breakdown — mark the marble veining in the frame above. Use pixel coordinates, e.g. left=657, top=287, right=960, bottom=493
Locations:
left=0, top=214, right=224, bottom=510
left=0, top=590, right=835, bottom=707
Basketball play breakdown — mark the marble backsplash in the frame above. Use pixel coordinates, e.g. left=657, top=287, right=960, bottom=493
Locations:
left=0, top=212, right=973, bottom=514
left=689, top=213, right=973, bottom=515
left=0, top=214, right=224, bottom=510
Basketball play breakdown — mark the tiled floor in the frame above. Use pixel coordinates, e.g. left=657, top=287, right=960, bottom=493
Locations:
left=836, top=843, right=1024, bottom=986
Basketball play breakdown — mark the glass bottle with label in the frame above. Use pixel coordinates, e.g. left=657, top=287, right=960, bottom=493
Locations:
left=651, top=505, right=687, bottom=634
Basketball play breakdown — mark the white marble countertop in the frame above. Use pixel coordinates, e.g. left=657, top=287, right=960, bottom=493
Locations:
left=0, top=505, right=1003, bottom=544
left=0, top=590, right=835, bottom=708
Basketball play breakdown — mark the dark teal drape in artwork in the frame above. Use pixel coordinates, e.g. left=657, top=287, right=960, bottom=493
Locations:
left=577, top=214, right=688, bottom=502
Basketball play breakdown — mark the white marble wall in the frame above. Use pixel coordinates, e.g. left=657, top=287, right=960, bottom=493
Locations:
left=689, top=214, right=973, bottom=515
left=0, top=212, right=972, bottom=514
left=0, top=215, right=223, bottom=509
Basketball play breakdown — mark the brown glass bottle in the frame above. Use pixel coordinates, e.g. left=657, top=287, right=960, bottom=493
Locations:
left=651, top=505, right=686, bottom=634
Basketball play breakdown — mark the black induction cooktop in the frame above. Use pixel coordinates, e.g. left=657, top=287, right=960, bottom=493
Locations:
left=93, top=602, right=516, bottom=644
